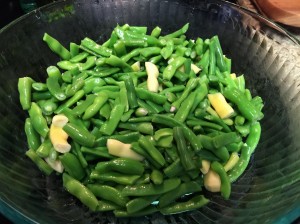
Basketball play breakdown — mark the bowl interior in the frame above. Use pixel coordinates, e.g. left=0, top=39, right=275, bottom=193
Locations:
left=0, top=0, right=300, bottom=223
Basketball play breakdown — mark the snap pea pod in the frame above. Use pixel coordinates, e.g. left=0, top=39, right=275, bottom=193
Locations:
left=24, top=118, right=41, bottom=151
left=135, top=88, right=167, bottom=105
left=118, top=122, right=154, bottom=135
left=46, top=76, right=66, bottom=101
left=63, top=122, right=95, bottom=147
left=87, top=184, right=129, bottom=207
left=18, top=77, right=34, bottom=110
left=72, top=95, right=96, bottom=116
left=28, top=102, right=49, bottom=138
left=82, top=92, right=108, bottom=120
left=99, top=104, right=125, bottom=136
left=81, top=37, right=112, bottom=57
left=59, top=152, right=85, bottom=181
left=223, top=87, right=264, bottom=122
left=95, top=158, right=144, bottom=175
left=65, top=78, right=85, bottom=97
left=228, top=122, right=261, bottom=182
left=159, top=181, right=202, bottom=207
left=174, top=91, right=196, bottom=123
left=150, top=169, right=164, bottom=185
left=123, top=75, right=138, bottom=109
left=173, top=127, right=196, bottom=171
left=159, top=195, right=209, bottom=215
left=32, top=82, right=48, bottom=92
left=126, top=195, right=159, bottom=214
left=122, top=178, right=181, bottom=196
left=95, top=132, right=141, bottom=147
left=62, top=173, right=98, bottom=211
left=55, top=89, right=85, bottom=113
left=90, top=171, right=140, bottom=185
left=43, top=33, right=71, bottom=60
left=163, top=23, right=189, bottom=39
left=163, top=56, right=186, bottom=80
left=138, top=136, right=166, bottom=167
left=36, top=138, right=52, bottom=158
left=81, top=146, right=115, bottom=159
left=26, top=149, right=53, bottom=175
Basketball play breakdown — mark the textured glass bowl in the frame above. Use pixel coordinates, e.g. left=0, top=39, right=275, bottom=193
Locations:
left=1, top=0, right=300, bottom=223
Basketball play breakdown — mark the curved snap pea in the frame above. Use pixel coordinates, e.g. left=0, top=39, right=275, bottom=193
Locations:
left=163, top=56, right=186, bottom=80
left=163, top=23, right=189, bottom=39
left=228, top=122, right=261, bottom=182
left=97, top=200, right=121, bottom=212
left=65, top=78, right=85, bottom=97
left=83, top=77, right=106, bottom=94
left=43, top=33, right=71, bottom=60
left=174, top=91, right=196, bottom=123
left=55, top=89, right=85, bottom=113
left=126, top=195, right=159, bottom=214
left=150, top=169, right=164, bottom=185
left=87, top=184, right=129, bottom=207
left=26, top=149, right=53, bottom=175
left=159, top=194, right=209, bottom=215
left=18, top=77, right=34, bottom=110
left=63, top=122, right=95, bottom=147
left=72, top=95, right=96, bottom=116
left=81, top=37, right=112, bottom=57
left=223, top=87, right=264, bottom=122
left=59, top=152, right=85, bottom=181
left=24, top=118, right=41, bottom=151
left=121, top=178, right=181, bottom=196
left=182, top=126, right=202, bottom=152
left=158, top=181, right=202, bottom=207
left=81, top=146, right=115, bottom=159
left=90, top=171, right=140, bottom=185
left=173, top=127, right=196, bottom=171
left=46, top=66, right=62, bottom=80
left=150, top=26, right=161, bottom=37
left=211, top=161, right=231, bottom=199
left=82, top=93, right=108, bottom=120
left=46, top=76, right=66, bottom=101
left=212, top=132, right=242, bottom=148
left=212, top=36, right=227, bottom=72
left=62, top=173, right=98, bottom=211
left=99, top=104, right=125, bottom=136
left=95, top=158, right=144, bottom=175
left=138, top=136, right=166, bottom=167
left=32, top=82, right=48, bottom=92
left=171, top=77, right=199, bottom=111
left=29, top=102, right=49, bottom=138
left=36, top=138, right=52, bottom=158
left=118, top=122, right=153, bottom=135
left=69, top=52, right=89, bottom=63
left=135, top=88, right=167, bottom=105
left=70, top=42, right=79, bottom=58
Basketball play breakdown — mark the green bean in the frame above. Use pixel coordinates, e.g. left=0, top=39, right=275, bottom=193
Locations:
left=26, top=149, right=53, bottom=175
left=43, top=33, right=71, bottom=60
left=163, top=23, right=189, bottom=39
left=24, top=118, right=41, bottom=151
left=55, top=89, right=85, bottom=113
left=81, top=146, right=115, bottom=159
left=150, top=26, right=161, bottom=37
left=159, top=194, right=209, bottom=215
left=59, top=152, right=85, bottom=180
left=163, top=56, right=186, bottom=80
left=82, top=93, right=108, bottom=120
left=90, top=171, right=140, bottom=185
left=29, top=102, right=49, bottom=138
left=32, top=82, right=48, bottom=92
left=62, top=173, right=98, bottom=211
left=46, top=76, right=66, bottom=101
left=18, top=77, right=34, bottom=110
left=211, top=161, right=231, bottom=199
left=63, top=122, right=95, bottom=147
left=81, top=37, right=112, bottom=57
left=122, top=178, right=181, bottom=196
left=173, top=127, right=195, bottom=171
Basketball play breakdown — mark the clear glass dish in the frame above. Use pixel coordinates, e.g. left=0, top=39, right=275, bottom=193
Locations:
left=0, top=0, right=300, bottom=223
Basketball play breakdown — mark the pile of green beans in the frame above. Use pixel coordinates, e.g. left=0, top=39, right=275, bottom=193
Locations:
left=18, top=23, right=264, bottom=216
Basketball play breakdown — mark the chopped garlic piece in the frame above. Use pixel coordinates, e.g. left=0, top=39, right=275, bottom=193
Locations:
left=45, top=158, right=64, bottom=173
left=145, top=62, right=159, bottom=92
left=200, top=160, right=211, bottom=174
left=191, top=64, right=201, bottom=74
left=107, top=139, right=144, bottom=161
left=208, top=93, right=234, bottom=119
left=204, top=170, right=221, bottom=192
left=230, top=73, right=237, bottom=79
left=224, top=152, right=240, bottom=172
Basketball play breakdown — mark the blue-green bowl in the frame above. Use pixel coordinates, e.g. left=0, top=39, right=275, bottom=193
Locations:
left=0, top=0, right=300, bottom=223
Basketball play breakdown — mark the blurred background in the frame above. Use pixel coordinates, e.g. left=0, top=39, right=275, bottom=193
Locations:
left=0, top=0, right=299, bottom=223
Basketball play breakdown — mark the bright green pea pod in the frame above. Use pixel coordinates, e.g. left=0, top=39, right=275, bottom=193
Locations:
left=95, top=158, right=144, bottom=175
left=81, top=37, right=112, bottom=57
left=159, top=195, right=209, bottom=215
left=24, top=118, right=41, bottom=151
left=90, top=171, right=140, bottom=185
left=32, top=82, right=48, bottom=92
left=211, top=161, right=231, bottom=199
left=163, top=23, right=189, bottom=39
left=29, top=102, right=49, bottom=138
left=69, top=52, right=89, bottom=63
left=70, top=42, right=79, bottom=58
left=55, top=90, right=85, bottom=113
left=59, top=152, right=85, bottom=181
left=43, top=33, right=71, bottom=60
left=122, top=178, right=181, bottom=196
left=87, top=184, right=129, bottom=207
left=63, top=122, right=95, bottom=147
left=82, top=92, right=108, bottom=120
left=97, top=200, right=121, bottom=212
left=150, top=169, right=164, bottom=185
left=18, top=77, right=34, bottom=110
left=36, top=138, right=52, bottom=158
left=62, top=173, right=98, bottom=211
left=46, top=76, right=66, bottom=101
left=126, top=195, right=159, bottom=214
left=26, top=149, right=53, bottom=175
left=163, top=56, right=186, bottom=80
left=150, top=26, right=161, bottom=37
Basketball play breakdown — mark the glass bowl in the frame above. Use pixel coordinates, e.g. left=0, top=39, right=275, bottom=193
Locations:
left=1, top=0, right=300, bottom=223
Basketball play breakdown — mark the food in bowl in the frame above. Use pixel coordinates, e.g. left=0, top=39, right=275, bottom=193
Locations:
left=17, top=23, right=264, bottom=217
